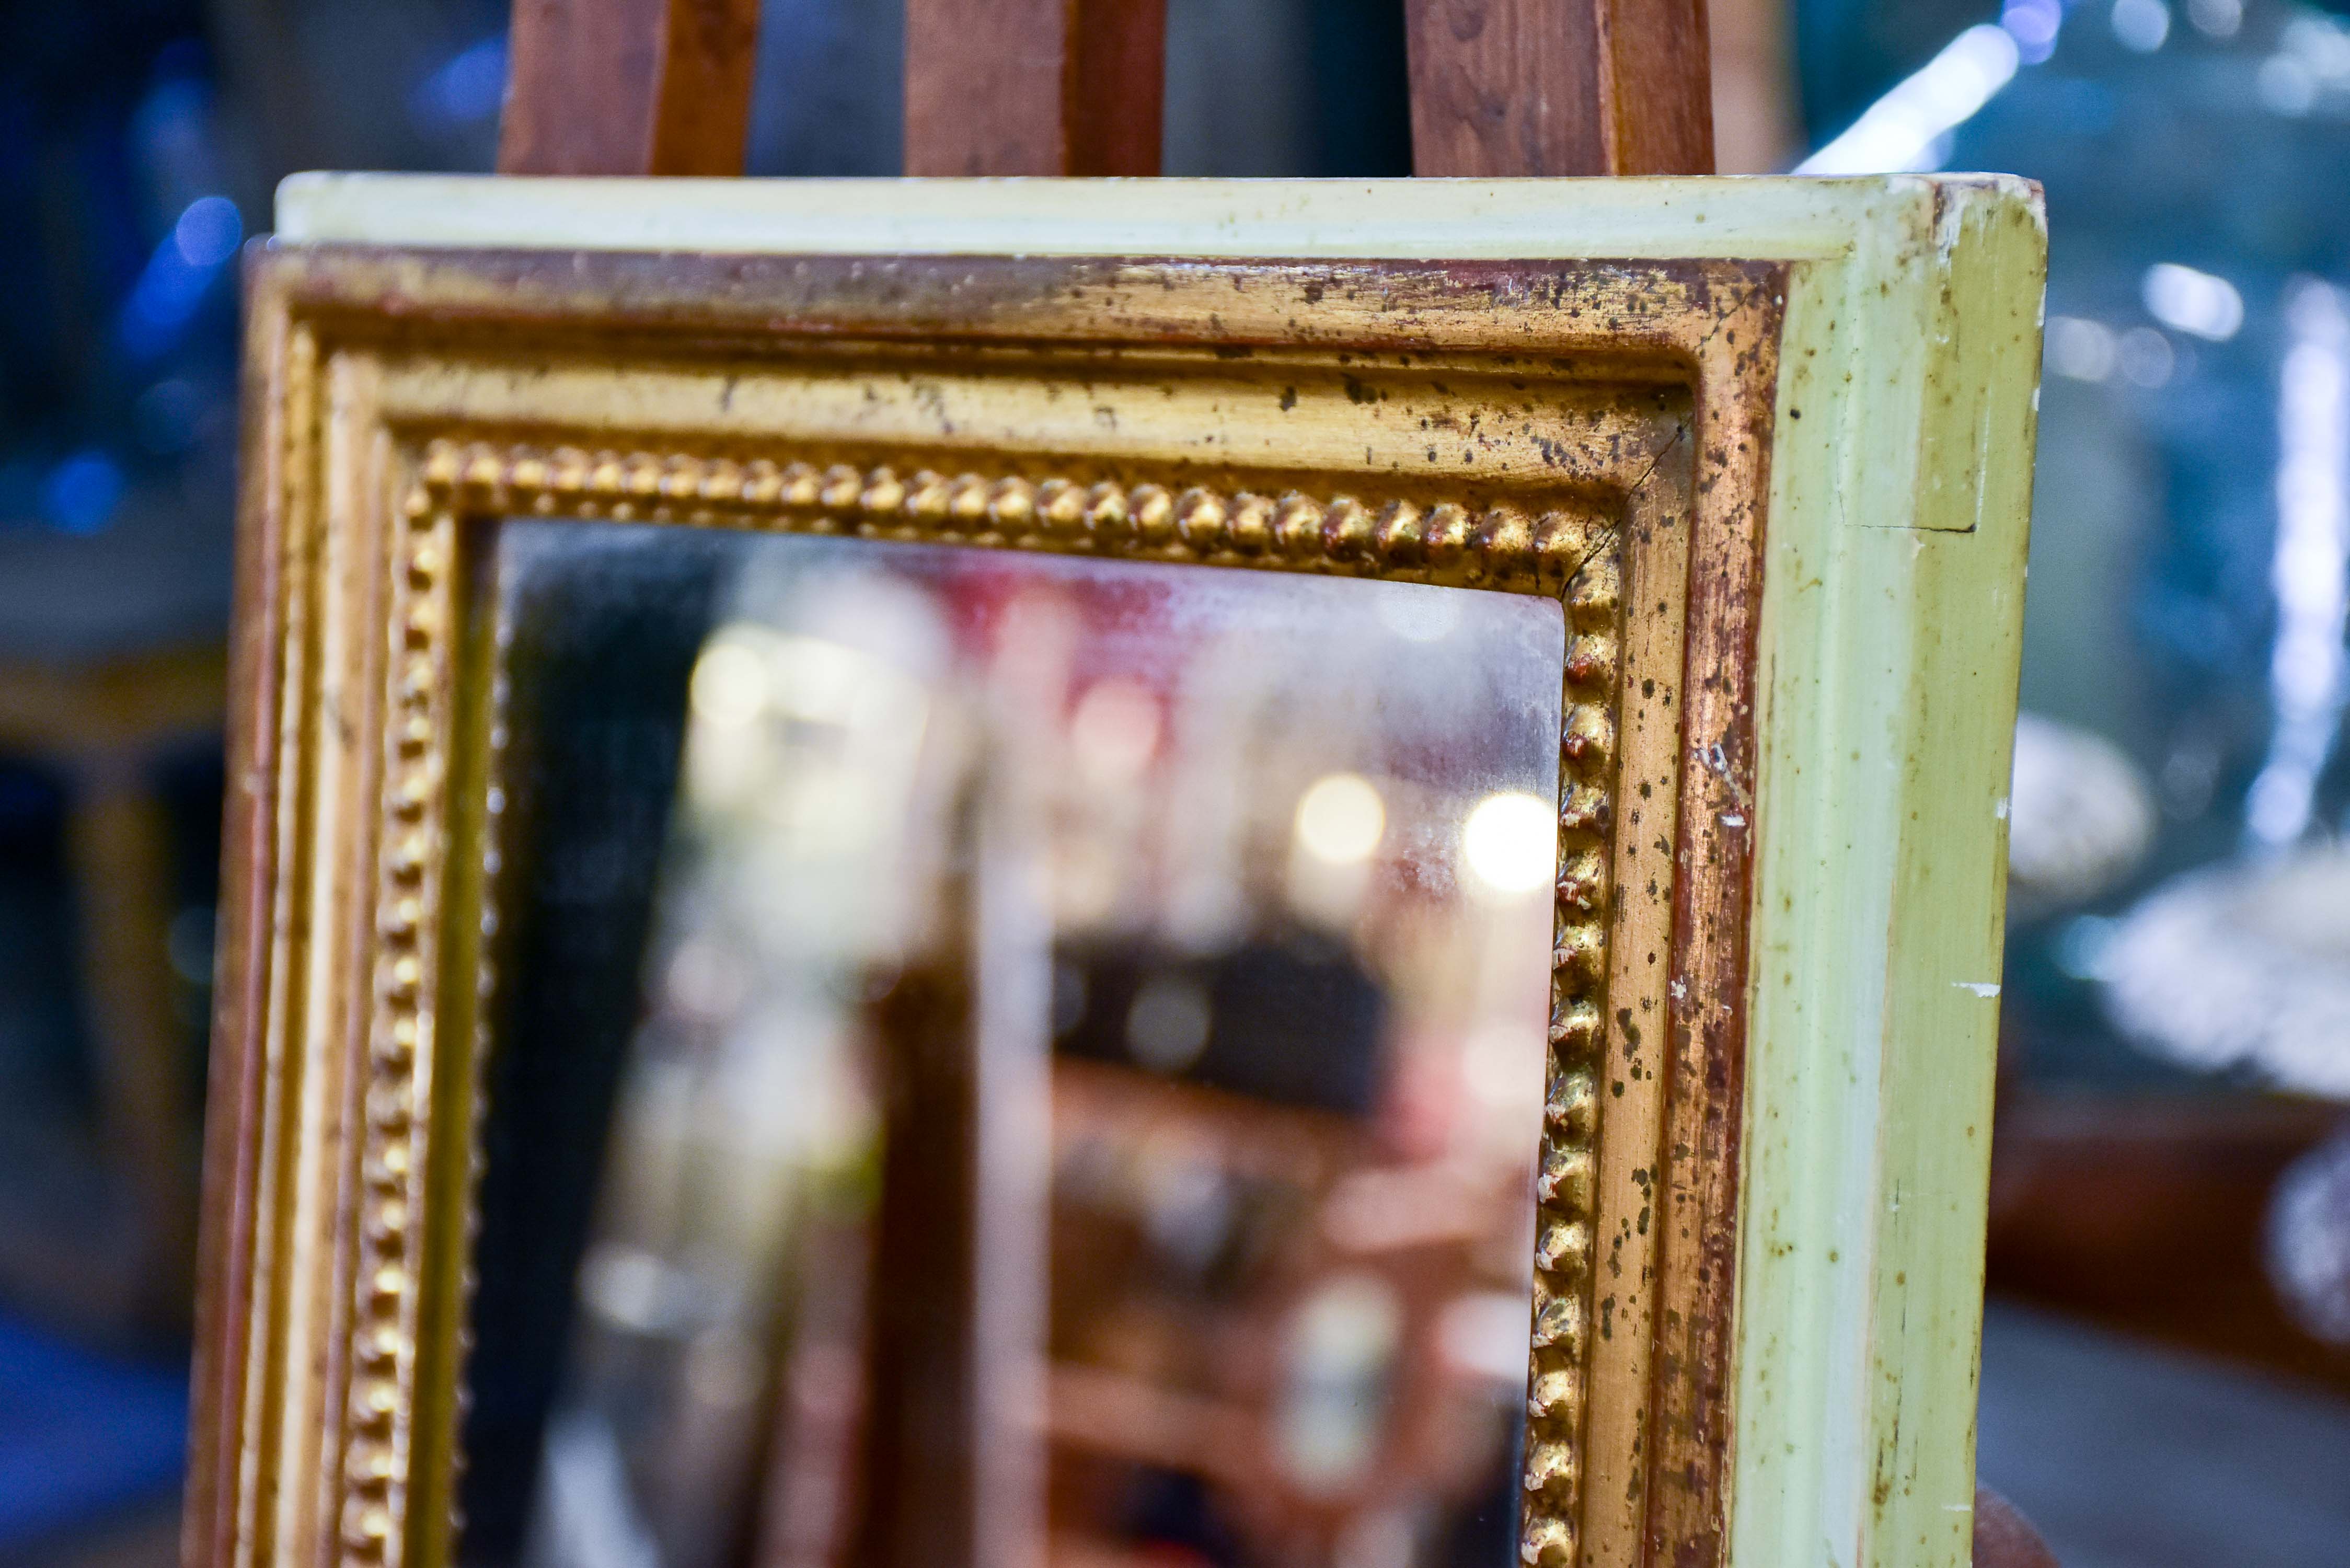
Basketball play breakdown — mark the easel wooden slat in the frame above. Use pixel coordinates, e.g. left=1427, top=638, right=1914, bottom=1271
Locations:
left=904, top=0, right=1167, bottom=176
left=499, top=0, right=761, bottom=175
left=1403, top=0, right=1714, bottom=176
left=1067, top=0, right=1168, bottom=176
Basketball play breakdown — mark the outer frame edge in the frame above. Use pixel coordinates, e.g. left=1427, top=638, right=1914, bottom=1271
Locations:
left=1729, top=180, right=2044, bottom=1568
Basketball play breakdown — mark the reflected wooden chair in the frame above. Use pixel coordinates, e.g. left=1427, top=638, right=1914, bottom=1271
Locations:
left=0, top=642, right=222, bottom=1338
left=488, top=0, right=2059, bottom=1563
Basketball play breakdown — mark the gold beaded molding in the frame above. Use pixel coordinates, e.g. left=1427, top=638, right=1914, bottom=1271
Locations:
left=1525, top=552, right=1621, bottom=1568
left=346, top=437, right=1623, bottom=1566
left=339, top=483, right=458, bottom=1567
left=409, top=439, right=1609, bottom=595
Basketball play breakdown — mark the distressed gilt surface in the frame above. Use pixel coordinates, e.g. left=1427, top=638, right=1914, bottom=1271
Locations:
left=192, top=241, right=1784, bottom=1568
left=228, top=175, right=2046, bottom=1568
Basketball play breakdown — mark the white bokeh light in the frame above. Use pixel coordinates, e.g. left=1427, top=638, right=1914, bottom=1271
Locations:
left=1462, top=790, right=1556, bottom=897
left=688, top=640, right=768, bottom=727
left=1796, top=25, right=2019, bottom=175
left=2111, top=0, right=2172, bottom=53
left=1295, top=773, right=1386, bottom=865
left=2142, top=263, right=2244, bottom=342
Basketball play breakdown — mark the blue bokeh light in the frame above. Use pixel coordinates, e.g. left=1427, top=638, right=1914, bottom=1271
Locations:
left=116, top=195, right=243, bottom=363
left=39, top=451, right=125, bottom=536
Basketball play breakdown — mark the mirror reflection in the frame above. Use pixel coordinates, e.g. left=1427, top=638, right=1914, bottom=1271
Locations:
left=462, top=521, right=1565, bottom=1568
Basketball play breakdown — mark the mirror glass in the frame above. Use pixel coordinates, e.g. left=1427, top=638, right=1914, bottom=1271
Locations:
left=458, top=521, right=1565, bottom=1568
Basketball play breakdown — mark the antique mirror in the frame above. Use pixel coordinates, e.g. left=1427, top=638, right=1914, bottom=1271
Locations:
left=188, top=172, right=2043, bottom=1568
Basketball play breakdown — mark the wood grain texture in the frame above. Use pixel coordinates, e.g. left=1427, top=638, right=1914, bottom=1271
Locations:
left=497, top=0, right=759, bottom=175
left=904, top=0, right=1166, bottom=175
left=1404, top=0, right=1715, bottom=175
left=1068, top=0, right=1167, bottom=176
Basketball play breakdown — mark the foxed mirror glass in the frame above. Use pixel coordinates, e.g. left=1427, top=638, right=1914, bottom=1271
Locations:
left=464, top=526, right=1562, bottom=1568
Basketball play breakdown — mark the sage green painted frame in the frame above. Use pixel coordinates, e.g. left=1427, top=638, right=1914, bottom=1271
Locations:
left=268, top=172, right=2046, bottom=1568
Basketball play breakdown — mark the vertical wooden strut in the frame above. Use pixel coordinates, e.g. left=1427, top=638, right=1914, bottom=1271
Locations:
left=499, top=0, right=762, bottom=175
left=1395, top=8, right=1714, bottom=1567
left=1403, top=0, right=1714, bottom=175
left=904, top=0, right=1168, bottom=175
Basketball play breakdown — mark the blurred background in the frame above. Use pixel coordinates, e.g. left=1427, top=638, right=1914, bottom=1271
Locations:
left=4, top=0, right=2348, bottom=1563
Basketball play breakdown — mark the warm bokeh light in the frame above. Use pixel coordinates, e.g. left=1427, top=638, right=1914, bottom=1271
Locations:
left=1070, top=677, right=1162, bottom=785
left=688, top=640, right=768, bottom=727
left=1294, top=773, right=1386, bottom=864
left=1462, top=790, right=1556, bottom=897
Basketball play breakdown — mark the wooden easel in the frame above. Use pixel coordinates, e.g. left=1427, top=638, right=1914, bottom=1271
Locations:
left=483, top=8, right=2069, bottom=1566
left=496, top=0, right=1715, bottom=179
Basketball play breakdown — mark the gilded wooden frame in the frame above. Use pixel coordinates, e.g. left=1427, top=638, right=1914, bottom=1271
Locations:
left=199, top=163, right=2057, bottom=1568
left=193, top=240, right=1779, bottom=1568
